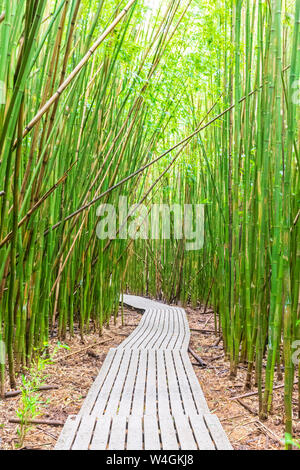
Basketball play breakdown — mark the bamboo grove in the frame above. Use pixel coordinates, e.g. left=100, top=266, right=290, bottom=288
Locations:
left=0, top=0, right=299, bottom=446
left=126, top=0, right=300, bottom=440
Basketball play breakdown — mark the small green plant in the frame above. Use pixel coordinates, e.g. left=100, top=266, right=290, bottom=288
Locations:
left=285, top=433, right=300, bottom=450
left=16, top=374, right=45, bottom=448
left=48, top=342, right=70, bottom=362
left=15, top=343, right=68, bottom=447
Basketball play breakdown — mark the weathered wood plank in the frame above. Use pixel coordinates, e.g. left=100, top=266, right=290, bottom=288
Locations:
left=119, top=310, right=151, bottom=349
left=133, top=309, right=159, bottom=349
left=157, top=350, right=171, bottom=418
left=189, top=414, right=215, bottom=450
left=181, top=308, right=191, bottom=350
left=55, top=415, right=80, bottom=450
left=118, top=350, right=140, bottom=416
left=92, top=349, right=125, bottom=415
left=72, top=415, right=95, bottom=450
left=146, top=309, right=167, bottom=349
left=167, top=309, right=179, bottom=349
left=79, top=348, right=116, bottom=416
left=180, top=351, right=210, bottom=413
left=127, top=416, right=143, bottom=450
left=175, top=308, right=186, bottom=349
left=90, top=415, right=111, bottom=450
left=145, top=350, right=157, bottom=415
left=121, top=294, right=168, bottom=311
left=174, top=413, right=197, bottom=450
left=165, top=350, right=184, bottom=416
left=204, top=414, right=233, bottom=450
left=144, top=415, right=161, bottom=450
left=109, top=415, right=127, bottom=450
left=153, top=309, right=169, bottom=349
left=159, top=415, right=179, bottom=450
left=105, top=350, right=131, bottom=415
left=172, top=350, right=198, bottom=415
left=160, top=309, right=174, bottom=349
left=131, top=350, right=147, bottom=416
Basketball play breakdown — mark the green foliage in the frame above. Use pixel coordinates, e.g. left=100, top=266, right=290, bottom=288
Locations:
left=16, top=358, right=49, bottom=447
left=285, top=433, right=300, bottom=450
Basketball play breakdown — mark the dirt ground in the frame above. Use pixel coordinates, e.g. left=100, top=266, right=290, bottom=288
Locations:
left=186, top=306, right=300, bottom=450
left=0, top=304, right=299, bottom=450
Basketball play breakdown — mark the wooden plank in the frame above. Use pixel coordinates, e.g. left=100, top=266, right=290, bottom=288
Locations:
left=189, top=414, right=215, bottom=450
left=156, top=309, right=170, bottom=349
left=172, top=350, right=198, bottom=415
left=118, top=350, right=140, bottom=416
left=159, top=415, right=179, bottom=450
left=141, top=310, right=162, bottom=349
left=180, top=308, right=190, bottom=350
left=72, top=415, right=95, bottom=450
left=90, top=415, right=111, bottom=450
left=145, top=309, right=166, bottom=349
left=157, top=309, right=172, bottom=349
left=108, top=415, right=127, bottom=450
left=180, top=351, right=210, bottom=413
left=151, top=309, right=169, bottom=350
left=151, top=308, right=169, bottom=350
left=157, top=350, right=171, bottom=417
left=54, top=415, right=80, bottom=450
left=133, top=309, right=159, bottom=349
left=131, top=350, right=147, bottom=416
left=92, top=349, right=125, bottom=415
left=174, top=308, right=186, bottom=349
left=138, top=308, right=163, bottom=349
left=167, top=309, right=180, bottom=349
left=145, top=350, right=157, bottom=415
left=144, top=415, right=161, bottom=450
left=121, top=294, right=168, bottom=312
left=165, top=350, right=184, bottom=416
left=160, top=309, right=174, bottom=349
left=119, top=311, right=150, bottom=349
left=127, top=416, right=143, bottom=450
left=125, top=309, right=156, bottom=349
left=105, top=350, right=131, bottom=415
left=204, top=414, right=233, bottom=450
left=79, top=348, right=116, bottom=416
left=174, top=413, right=197, bottom=450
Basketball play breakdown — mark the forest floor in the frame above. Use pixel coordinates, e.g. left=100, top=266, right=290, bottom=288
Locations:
left=0, top=304, right=299, bottom=450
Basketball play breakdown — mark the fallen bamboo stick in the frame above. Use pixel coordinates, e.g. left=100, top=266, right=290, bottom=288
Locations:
left=9, top=418, right=64, bottom=427
left=236, top=398, right=257, bottom=416
left=55, top=338, right=112, bottom=362
left=188, top=346, right=207, bottom=367
left=230, top=381, right=298, bottom=401
left=190, top=328, right=216, bottom=334
left=4, top=385, right=58, bottom=398
left=254, top=421, right=283, bottom=446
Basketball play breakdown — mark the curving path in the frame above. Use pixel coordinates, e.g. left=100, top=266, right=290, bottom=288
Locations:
left=55, top=295, right=232, bottom=450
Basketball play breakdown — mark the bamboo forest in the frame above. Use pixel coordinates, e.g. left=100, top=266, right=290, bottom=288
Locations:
left=0, top=0, right=299, bottom=453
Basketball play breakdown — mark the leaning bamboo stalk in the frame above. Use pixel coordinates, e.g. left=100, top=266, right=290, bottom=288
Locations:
left=13, top=0, right=137, bottom=148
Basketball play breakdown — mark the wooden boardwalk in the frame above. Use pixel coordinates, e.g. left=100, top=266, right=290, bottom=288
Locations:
left=55, top=295, right=232, bottom=450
